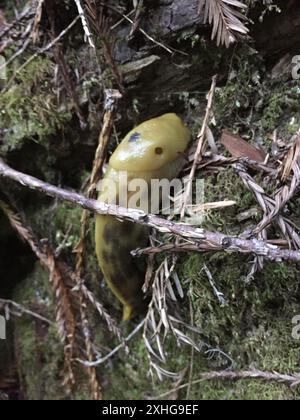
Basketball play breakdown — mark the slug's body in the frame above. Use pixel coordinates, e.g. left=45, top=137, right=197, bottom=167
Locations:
left=95, top=113, right=190, bottom=320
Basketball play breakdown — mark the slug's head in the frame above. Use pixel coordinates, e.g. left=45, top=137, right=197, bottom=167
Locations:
left=109, top=113, right=191, bottom=172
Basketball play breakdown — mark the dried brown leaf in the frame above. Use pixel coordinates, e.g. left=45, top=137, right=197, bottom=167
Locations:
left=199, top=0, right=249, bottom=47
left=221, top=130, right=266, bottom=163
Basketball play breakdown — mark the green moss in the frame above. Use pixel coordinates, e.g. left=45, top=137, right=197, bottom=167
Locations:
left=214, top=46, right=300, bottom=141
left=0, top=57, right=72, bottom=153
left=13, top=264, right=66, bottom=400
left=27, top=202, right=82, bottom=254
left=173, top=248, right=299, bottom=399
left=101, top=336, right=150, bottom=400
left=214, top=47, right=265, bottom=131
left=12, top=263, right=93, bottom=400
left=260, top=86, right=300, bottom=132
left=201, top=168, right=257, bottom=233
left=185, top=379, right=297, bottom=400
left=100, top=331, right=190, bottom=400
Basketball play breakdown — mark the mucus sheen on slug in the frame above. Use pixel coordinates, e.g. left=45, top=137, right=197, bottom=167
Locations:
left=95, top=113, right=191, bottom=320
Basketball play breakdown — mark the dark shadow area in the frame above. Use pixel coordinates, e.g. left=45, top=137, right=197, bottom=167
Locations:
left=0, top=212, right=35, bottom=297
left=0, top=213, right=35, bottom=400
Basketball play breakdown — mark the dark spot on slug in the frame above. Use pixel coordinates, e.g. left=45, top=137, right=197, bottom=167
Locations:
left=111, top=273, right=128, bottom=290
left=103, top=225, right=113, bottom=243
left=109, top=234, right=121, bottom=250
left=128, top=132, right=140, bottom=143
left=120, top=221, right=134, bottom=235
left=155, top=147, right=163, bottom=155
left=115, top=248, right=130, bottom=267
left=102, top=250, right=110, bottom=262
left=103, top=224, right=125, bottom=247
left=107, top=252, right=120, bottom=265
left=136, top=230, right=147, bottom=244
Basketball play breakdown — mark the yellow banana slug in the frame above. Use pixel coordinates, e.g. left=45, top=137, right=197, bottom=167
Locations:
left=95, top=113, right=191, bottom=320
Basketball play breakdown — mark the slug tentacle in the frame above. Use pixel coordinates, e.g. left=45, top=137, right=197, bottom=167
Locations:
left=95, top=113, right=191, bottom=320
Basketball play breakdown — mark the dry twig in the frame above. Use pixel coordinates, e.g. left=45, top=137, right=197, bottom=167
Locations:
left=0, top=200, right=77, bottom=392
left=101, top=1, right=174, bottom=55
left=76, top=319, right=145, bottom=367
left=180, top=76, right=217, bottom=220
left=73, top=90, right=121, bottom=399
left=85, top=1, right=124, bottom=91
left=155, top=368, right=300, bottom=398
left=0, top=198, right=123, bottom=398
left=1, top=158, right=300, bottom=263
left=74, top=0, right=95, bottom=48
left=75, top=89, right=121, bottom=277
left=3, top=15, right=80, bottom=92
left=252, top=134, right=300, bottom=236
left=31, top=0, right=45, bottom=43
left=0, top=298, right=54, bottom=326
left=235, top=164, right=300, bottom=249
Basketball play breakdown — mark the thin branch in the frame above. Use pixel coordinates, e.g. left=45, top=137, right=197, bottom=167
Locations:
left=128, top=0, right=145, bottom=41
left=75, top=89, right=121, bottom=275
left=0, top=36, right=31, bottom=73
left=101, top=2, right=174, bottom=55
left=76, top=319, right=145, bottom=367
left=253, top=134, right=300, bottom=236
left=0, top=199, right=77, bottom=390
left=0, top=298, right=55, bottom=326
left=185, top=154, right=280, bottom=178
left=0, top=3, right=36, bottom=40
left=72, top=89, right=120, bottom=399
left=1, top=158, right=300, bottom=263
left=180, top=75, right=217, bottom=219
left=32, top=0, right=45, bottom=43
left=88, top=90, right=122, bottom=196
left=155, top=369, right=300, bottom=398
left=235, top=163, right=300, bottom=249
left=132, top=240, right=300, bottom=263
left=74, top=0, right=95, bottom=48
left=202, top=264, right=226, bottom=305
left=75, top=283, right=123, bottom=341
left=76, top=296, right=102, bottom=400
left=4, top=15, right=80, bottom=92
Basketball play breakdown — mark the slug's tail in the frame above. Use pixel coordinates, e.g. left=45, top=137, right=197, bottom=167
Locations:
left=123, top=305, right=134, bottom=321
left=123, top=298, right=150, bottom=321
